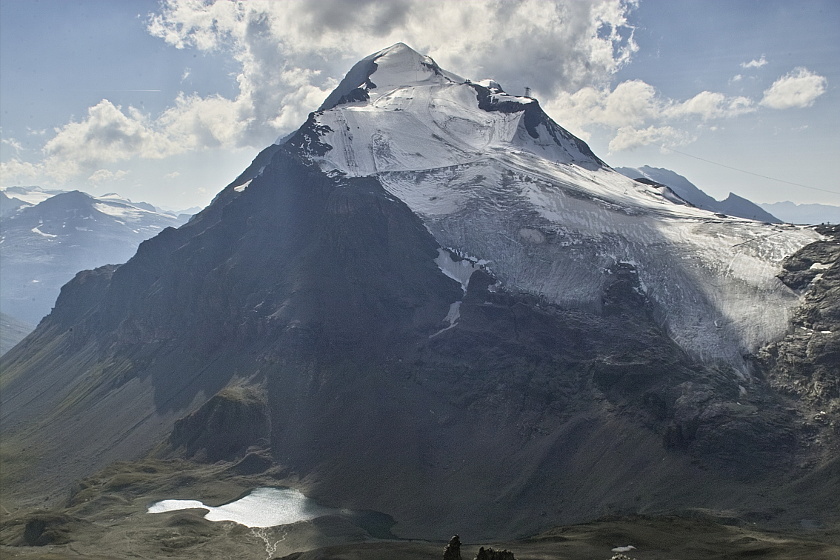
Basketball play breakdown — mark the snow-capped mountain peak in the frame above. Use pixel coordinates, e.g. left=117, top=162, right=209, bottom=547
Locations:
left=319, top=42, right=462, bottom=111
left=294, top=42, right=604, bottom=184
left=274, top=43, right=822, bottom=366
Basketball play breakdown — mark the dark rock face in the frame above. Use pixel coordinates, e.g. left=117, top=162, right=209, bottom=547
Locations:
left=470, top=82, right=533, bottom=114
left=169, top=386, right=270, bottom=462
left=469, top=82, right=604, bottom=165
left=0, top=148, right=463, bottom=515
left=759, top=225, right=840, bottom=411
left=334, top=87, right=370, bottom=106
left=777, top=225, right=840, bottom=292
left=317, top=58, right=378, bottom=111
left=286, top=113, right=333, bottom=158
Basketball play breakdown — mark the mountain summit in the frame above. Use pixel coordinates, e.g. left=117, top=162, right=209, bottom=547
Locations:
left=268, top=43, right=816, bottom=364
left=318, top=42, right=465, bottom=111
left=295, top=42, right=604, bottom=175
left=1, top=44, right=837, bottom=541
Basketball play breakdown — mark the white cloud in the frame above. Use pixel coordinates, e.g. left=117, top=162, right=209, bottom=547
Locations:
left=145, top=0, right=640, bottom=140
left=38, top=99, right=181, bottom=182
left=667, top=91, right=755, bottom=120
left=741, top=55, right=767, bottom=69
left=44, top=100, right=179, bottom=161
left=165, top=171, right=181, bottom=179
left=608, top=125, right=691, bottom=152
left=1, top=137, right=24, bottom=153
left=599, top=80, right=660, bottom=127
left=760, top=67, right=827, bottom=109
left=88, top=169, right=129, bottom=184
left=543, top=80, right=660, bottom=139
left=544, top=81, right=755, bottom=151
left=0, top=158, right=42, bottom=185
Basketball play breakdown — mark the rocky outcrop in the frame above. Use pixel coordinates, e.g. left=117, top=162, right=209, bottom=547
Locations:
left=759, top=224, right=840, bottom=411
left=474, top=546, right=515, bottom=560
left=169, top=386, right=270, bottom=462
left=443, top=535, right=461, bottom=560
left=0, top=511, right=100, bottom=547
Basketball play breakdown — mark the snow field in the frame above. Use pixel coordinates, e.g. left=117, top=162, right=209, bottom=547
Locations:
left=300, top=42, right=821, bottom=366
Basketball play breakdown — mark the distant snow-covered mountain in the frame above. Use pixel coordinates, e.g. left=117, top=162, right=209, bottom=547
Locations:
left=0, top=187, right=190, bottom=325
left=1, top=191, right=31, bottom=217
left=2, top=185, right=67, bottom=206
left=759, top=201, right=840, bottom=225
left=615, top=165, right=781, bottom=223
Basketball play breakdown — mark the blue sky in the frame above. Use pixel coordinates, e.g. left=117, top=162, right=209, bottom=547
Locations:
left=1, top=0, right=837, bottom=210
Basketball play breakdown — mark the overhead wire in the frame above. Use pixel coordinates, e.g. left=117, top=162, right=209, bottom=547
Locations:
left=661, top=146, right=840, bottom=197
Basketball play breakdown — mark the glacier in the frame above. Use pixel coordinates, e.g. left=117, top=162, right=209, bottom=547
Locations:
left=237, top=43, right=822, bottom=367
left=264, top=42, right=820, bottom=368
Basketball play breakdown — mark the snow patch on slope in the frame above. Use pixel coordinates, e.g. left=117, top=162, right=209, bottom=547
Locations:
left=94, top=202, right=156, bottom=222
left=430, top=301, right=463, bottom=338
left=234, top=179, right=252, bottom=193
left=31, top=225, right=57, bottom=239
left=434, top=247, right=485, bottom=292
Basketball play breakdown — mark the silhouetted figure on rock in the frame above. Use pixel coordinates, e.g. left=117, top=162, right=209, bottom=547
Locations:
left=443, top=535, right=461, bottom=560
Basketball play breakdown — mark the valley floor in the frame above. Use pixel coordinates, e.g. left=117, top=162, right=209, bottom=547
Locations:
left=2, top=513, right=838, bottom=559
left=1, top=458, right=838, bottom=560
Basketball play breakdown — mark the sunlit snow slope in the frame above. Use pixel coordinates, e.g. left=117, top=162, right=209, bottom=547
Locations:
left=281, top=43, right=818, bottom=366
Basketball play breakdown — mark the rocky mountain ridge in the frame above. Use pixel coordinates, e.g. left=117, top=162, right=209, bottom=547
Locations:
left=614, top=165, right=782, bottom=223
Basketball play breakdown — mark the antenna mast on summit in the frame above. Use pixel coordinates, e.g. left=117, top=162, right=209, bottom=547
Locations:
left=524, top=87, right=532, bottom=98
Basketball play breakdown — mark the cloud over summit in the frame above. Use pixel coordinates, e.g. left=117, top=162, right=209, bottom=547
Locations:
left=0, top=0, right=832, bottom=200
